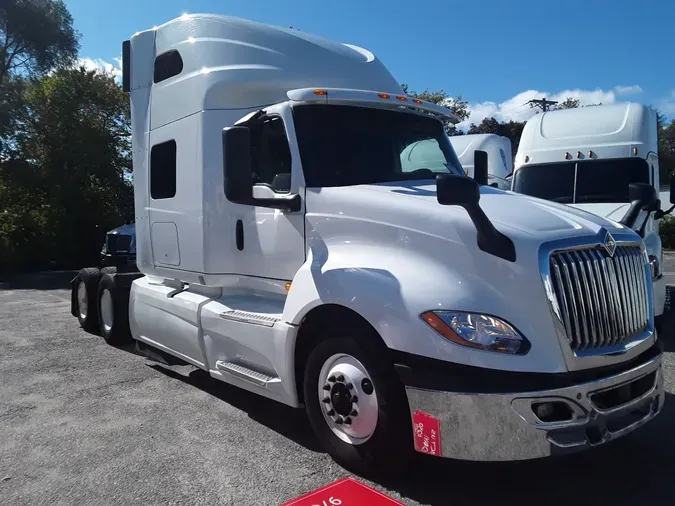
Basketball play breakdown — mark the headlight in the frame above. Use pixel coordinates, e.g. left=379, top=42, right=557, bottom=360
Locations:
left=420, top=311, right=530, bottom=355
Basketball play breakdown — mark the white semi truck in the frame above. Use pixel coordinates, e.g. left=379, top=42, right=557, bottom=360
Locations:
left=512, top=103, right=674, bottom=333
left=70, top=14, right=665, bottom=475
left=449, top=133, right=513, bottom=189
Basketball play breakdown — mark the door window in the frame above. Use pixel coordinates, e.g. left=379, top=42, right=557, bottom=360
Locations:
left=250, top=116, right=292, bottom=193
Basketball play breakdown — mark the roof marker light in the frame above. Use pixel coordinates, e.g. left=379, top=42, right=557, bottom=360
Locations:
left=412, top=98, right=423, bottom=105
left=378, top=93, right=391, bottom=99
left=313, top=89, right=328, bottom=96
left=524, top=156, right=530, bottom=163
left=588, top=151, right=593, bottom=157
left=633, top=147, right=638, bottom=155
left=564, top=152, right=571, bottom=160
left=577, top=151, right=581, bottom=158
left=396, top=95, right=407, bottom=101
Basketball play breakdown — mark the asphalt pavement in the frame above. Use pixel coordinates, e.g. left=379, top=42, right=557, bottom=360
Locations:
left=1, top=267, right=675, bottom=506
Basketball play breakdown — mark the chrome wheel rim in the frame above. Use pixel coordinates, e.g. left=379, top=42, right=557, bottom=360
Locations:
left=100, top=289, right=114, bottom=333
left=318, top=353, right=378, bottom=445
left=77, top=282, right=88, bottom=319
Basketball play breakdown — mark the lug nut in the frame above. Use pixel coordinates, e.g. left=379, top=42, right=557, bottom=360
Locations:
left=328, top=375, right=336, bottom=382
left=344, top=417, right=352, bottom=425
left=336, top=375, right=345, bottom=382
left=346, top=383, right=353, bottom=390
left=351, top=396, right=358, bottom=404
left=335, top=416, right=344, bottom=425
left=326, top=409, right=335, bottom=416
left=322, top=384, right=331, bottom=391
left=350, top=410, right=357, bottom=417
left=322, top=397, right=331, bottom=404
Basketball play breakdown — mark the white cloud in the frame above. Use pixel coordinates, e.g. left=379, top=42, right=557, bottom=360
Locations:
left=77, top=57, right=123, bottom=81
left=457, top=85, right=643, bottom=130
left=614, top=85, right=643, bottom=96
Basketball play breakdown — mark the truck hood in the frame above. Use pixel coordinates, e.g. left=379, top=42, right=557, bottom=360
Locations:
left=568, top=202, right=630, bottom=223
left=343, top=182, right=632, bottom=243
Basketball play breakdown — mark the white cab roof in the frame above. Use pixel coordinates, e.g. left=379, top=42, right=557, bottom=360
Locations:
left=130, top=13, right=405, bottom=129
left=515, top=103, right=657, bottom=168
left=448, top=133, right=512, bottom=177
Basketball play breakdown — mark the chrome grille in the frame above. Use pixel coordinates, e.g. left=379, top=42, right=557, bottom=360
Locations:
left=550, top=245, right=649, bottom=351
left=107, top=234, right=132, bottom=252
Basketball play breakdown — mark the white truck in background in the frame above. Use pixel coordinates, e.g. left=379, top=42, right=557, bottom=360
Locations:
left=512, top=103, right=674, bottom=332
left=69, top=14, right=665, bottom=475
left=449, top=133, right=513, bottom=189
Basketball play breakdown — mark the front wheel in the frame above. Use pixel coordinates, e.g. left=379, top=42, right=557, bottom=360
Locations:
left=303, top=335, right=413, bottom=477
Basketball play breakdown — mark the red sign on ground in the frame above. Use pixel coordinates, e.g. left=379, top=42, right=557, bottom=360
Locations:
left=412, top=410, right=442, bottom=456
left=280, top=477, right=404, bottom=505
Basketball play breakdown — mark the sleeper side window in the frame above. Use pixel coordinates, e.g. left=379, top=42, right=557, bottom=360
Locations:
left=154, top=50, right=183, bottom=84
left=150, top=140, right=177, bottom=199
left=250, top=116, right=292, bottom=193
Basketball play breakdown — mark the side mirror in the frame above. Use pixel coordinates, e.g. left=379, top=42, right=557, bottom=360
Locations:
left=619, top=182, right=658, bottom=229
left=436, top=174, right=516, bottom=262
left=436, top=174, right=480, bottom=207
left=474, top=150, right=488, bottom=186
left=670, top=173, right=675, bottom=204
left=223, top=126, right=253, bottom=205
left=222, top=126, right=301, bottom=212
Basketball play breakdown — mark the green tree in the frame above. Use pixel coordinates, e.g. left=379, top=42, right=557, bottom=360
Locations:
left=0, top=66, right=132, bottom=271
left=401, top=84, right=469, bottom=136
left=467, top=117, right=525, bottom=158
left=658, top=112, right=675, bottom=185
left=555, top=97, right=580, bottom=110
left=554, top=97, right=602, bottom=110
left=0, top=0, right=80, bottom=81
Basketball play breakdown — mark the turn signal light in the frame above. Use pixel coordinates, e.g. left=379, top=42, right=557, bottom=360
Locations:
left=313, top=89, right=328, bottom=96
left=378, top=93, right=391, bottom=99
left=285, top=282, right=292, bottom=292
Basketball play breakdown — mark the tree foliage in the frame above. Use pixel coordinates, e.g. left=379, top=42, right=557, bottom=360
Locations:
left=554, top=97, right=602, bottom=110
left=401, top=84, right=469, bottom=136
left=0, top=66, right=132, bottom=271
left=0, top=0, right=80, bottom=81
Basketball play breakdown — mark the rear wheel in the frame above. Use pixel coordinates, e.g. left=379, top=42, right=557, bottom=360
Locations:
left=303, top=332, right=413, bottom=477
left=97, top=273, right=132, bottom=346
left=74, top=267, right=101, bottom=333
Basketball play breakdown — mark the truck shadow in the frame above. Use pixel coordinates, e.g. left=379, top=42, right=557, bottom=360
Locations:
left=146, top=364, right=324, bottom=453
left=380, top=391, right=675, bottom=506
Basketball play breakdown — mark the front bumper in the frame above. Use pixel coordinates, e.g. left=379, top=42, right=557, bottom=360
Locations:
left=100, top=252, right=136, bottom=267
left=398, top=348, right=664, bottom=461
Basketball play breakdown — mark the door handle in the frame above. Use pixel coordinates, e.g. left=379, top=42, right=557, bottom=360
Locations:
left=236, top=220, right=244, bottom=251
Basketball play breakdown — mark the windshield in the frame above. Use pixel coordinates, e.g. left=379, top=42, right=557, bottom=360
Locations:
left=512, top=158, right=650, bottom=203
left=292, top=104, right=464, bottom=187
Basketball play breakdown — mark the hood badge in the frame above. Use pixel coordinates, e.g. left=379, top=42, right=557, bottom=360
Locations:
left=600, top=231, right=617, bottom=258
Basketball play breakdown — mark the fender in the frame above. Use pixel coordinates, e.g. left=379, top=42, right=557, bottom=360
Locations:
left=283, top=239, right=568, bottom=374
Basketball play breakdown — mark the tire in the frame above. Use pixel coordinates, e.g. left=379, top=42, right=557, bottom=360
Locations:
left=303, top=331, right=413, bottom=477
left=97, top=273, right=132, bottom=346
left=100, top=266, right=117, bottom=276
left=74, top=267, right=101, bottom=333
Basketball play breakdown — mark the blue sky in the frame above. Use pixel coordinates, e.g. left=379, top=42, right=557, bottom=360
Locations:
left=64, top=0, right=675, bottom=126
